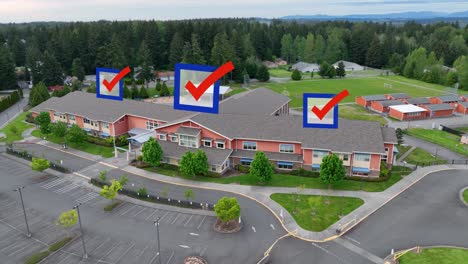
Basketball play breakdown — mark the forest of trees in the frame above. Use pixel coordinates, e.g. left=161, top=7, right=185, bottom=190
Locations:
left=0, top=19, right=467, bottom=90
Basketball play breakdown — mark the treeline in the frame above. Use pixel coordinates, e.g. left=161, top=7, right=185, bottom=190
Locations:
left=0, top=90, right=21, bottom=112
left=0, top=19, right=467, bottom=89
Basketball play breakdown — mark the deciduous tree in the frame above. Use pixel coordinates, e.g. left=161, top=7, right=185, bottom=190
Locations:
left=142, top=137, right=163, bottom=167
left=250, top=152, right=274, bottom=183
left=214, top=197, right=240, bottom=223
left=319, top=154, right=346, bottom=189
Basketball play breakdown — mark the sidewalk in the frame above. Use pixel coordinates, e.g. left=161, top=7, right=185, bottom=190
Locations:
left=14, top=141, right=468, bottom=242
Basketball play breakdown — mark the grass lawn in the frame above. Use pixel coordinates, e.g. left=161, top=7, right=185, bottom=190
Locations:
left=463, top=189, right=468, bottom=203
left=0, top=111, right=33, bottom=143
left=146, top=166, right=412, bottom=192
left=270, top=193, right=364, bottom=231
left=382, top=76, right=453, bottom=93
left=407, top=128, right=468, bottom=157
left=31, top=130, right=115, bottom=158
left=339, top=104, right=387, bottom=125
left=396, top=145, right=412, bottom=160
left=399, top=247, right=468, bottom=264
left=263, top=76, right=448, bottom=108
left=456, top=127, right=468, bottom=133
left=404, top=147, right=447, bottom=165
left=269, top=68, right=293, bottom=78
left=147, top=86, right=174, bottom=97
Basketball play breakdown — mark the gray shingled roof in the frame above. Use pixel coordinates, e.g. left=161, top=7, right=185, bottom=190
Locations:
left=381, top=127, right=398, bottom=144
left=406, top=97, right=431, bottom=105
left=434, top=95, right=462, bottom=103
left=176, top=126, right=201, bottom=136
left=157, top=140, right=232, bottom=165
left=219, top=88, right=290, bottom=115
left=231, top=150, right=303, bottom=162
left=190, top=114, right=386, bottom=154
left=424, top=103, right=454, bottom=111
left=30, top=91, right=194, bottom=123
left=360, top=95, right=387, bottom=101
left=459, top=102, right=468, bottom=107
left=378, top=100, right=404, bottom=107
left=386, top=93, right=409, bottom=99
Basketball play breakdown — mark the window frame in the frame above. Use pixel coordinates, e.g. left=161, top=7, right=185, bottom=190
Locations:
left=242, top=141, right=257, bottom=151
left=279, top=144, right=294, bottom=153
left=216, top=142, right=225, bottom=149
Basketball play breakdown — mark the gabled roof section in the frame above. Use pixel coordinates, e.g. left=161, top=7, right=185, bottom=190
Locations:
left=386, top=93, right=409, bottom=99
left=176, top=126, right=201, bottom=136
left=434, top=95, right=462, bottom=103
left=377, top=100, right=404, bottom=107
left=360, top=95, right=387, bottom=101
left=406, top=97, right=431, bottom=105
left=219, top=87, right=290, bottom=115
left=424, top=103, right=454, bottom=111
left=381, top=127, right=398, bottom=144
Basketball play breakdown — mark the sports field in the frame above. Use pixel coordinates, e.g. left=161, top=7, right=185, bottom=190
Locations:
left=263, top=76, right=450, bottom=108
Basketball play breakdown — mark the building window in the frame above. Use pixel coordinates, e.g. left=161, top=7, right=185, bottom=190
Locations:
left=170, top=135, right=178, bottom=142
left=203, top=140, right=211, bottom=147
left=277, top=161, right=293, bottom=170
left=216, top=142, right=225, bottom=149
left=102, top=122, right=109, bottom=129
left=180, top=135, right=197, bottom=148
left=280, top=144, right=294, bottom=153
left=354, top=153, right=370, bottom=162
left=240, top=158, right=253, bottom=166
left=83, top=118, right=90, bottom=124
left=146, top=120, right=158, bottom=130
left=313, top=150, right=328, bottom=158
left=211, top=165, right=217, bottom=172
left=343, top=154, right=349, bottom=161
left=243, top=141, right=257, bottom=150
left=69, top=115, right=75, bottom=121
left=159, top=134, right=167, bottom=140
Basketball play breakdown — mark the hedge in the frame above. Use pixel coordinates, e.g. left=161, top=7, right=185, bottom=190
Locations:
left=48, top=237, right=73, bottom=252
left=0, top=91, right=20, bottom=113
left=24, top=251, right=50, bottom=264
left=6, top=147, right=70, bottom=173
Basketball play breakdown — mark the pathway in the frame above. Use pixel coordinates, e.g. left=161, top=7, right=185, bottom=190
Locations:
left=396, top=146, right=416, bottom=163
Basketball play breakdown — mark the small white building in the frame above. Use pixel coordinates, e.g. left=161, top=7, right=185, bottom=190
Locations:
left=333, top=60, right=365, bottom=71
left=291, top=62, right=320, bottom=72
left=461, top=134, right=468, bottom=145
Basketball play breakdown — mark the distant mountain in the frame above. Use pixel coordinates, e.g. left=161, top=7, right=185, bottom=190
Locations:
left=281, top=11, right=468, bottom=21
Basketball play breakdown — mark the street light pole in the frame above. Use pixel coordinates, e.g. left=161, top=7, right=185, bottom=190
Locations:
left=154, top=217, right=162, bottom=264
left=73, top=203, right=88, bottom=259
left=14, top=186, right=31, bottom=238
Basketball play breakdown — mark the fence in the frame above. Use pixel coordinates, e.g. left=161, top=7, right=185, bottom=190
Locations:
left=415, top=159, right=468, bottom=168
left=90, top=178, right=215, bottom=211
left=439, top=125, right=464, bottom=136
left=6, top=146, right=70, bottom=173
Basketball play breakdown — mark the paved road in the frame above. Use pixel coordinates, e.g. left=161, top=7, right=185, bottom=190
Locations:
left=0, top=90, right=29, bottom=129
left=403, top=135, right=466, bottom=161
left=346, top=169, right=468, bottom=258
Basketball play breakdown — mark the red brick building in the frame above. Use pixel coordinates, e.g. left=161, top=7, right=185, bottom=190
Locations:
left=384, top=93, right=410, bottom=101
left=355, top=95, right=387, bottom=107
left=455, top=102, right=468, bottom=115
left=370, top=100, right=403, bottom=113
left=421, top=104, right=454, bottom=118
left=430, top=95, right=462, bottom=106
left=388, top=104, right=428, bottom=121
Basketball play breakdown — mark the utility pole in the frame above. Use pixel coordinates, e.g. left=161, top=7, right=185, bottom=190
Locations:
left=73, top=203, right=88, bottom=259
left=154, top=217, right=162, bottom=264
left=14, top=186, right=31, bottom=237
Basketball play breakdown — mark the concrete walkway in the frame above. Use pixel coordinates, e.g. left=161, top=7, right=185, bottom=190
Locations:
left=18, top=139, right=468, bottom=242
left=396, top=146, right=416, bottom=163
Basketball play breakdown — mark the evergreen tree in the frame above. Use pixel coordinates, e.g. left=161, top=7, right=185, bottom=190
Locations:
left=303, top=33, right=315, bottom=63
left=139, top=87, right=149, bottom=99
left=336, top=62, right=346, bottom=78
left=366, top=36, right=385, bottom=68
left=42, top=51, right=63, bottom=87
left=327, top=66, right=336, bottom=78
left=313, top=34, right=326, bottom=63
left=131, top=82, right=139, bottom=99
left=280, top=34, right=294, bottom=63
left=123, top=84, right=131, bottom=98
left=319, top=62, right=331, bottom=78
left=159, top=82, right=170, bottom=96
left=211, top=32, right=235, bottom=66
left=169, top=32, right=185, bottom=68
left=155, top=80, right=162, bottom=91
left=71, top=58, right=85, bottom=81
left=291, top=69, right=302, bottom=81
left=0, top=46, right=17, bottom=90
left=256, top=65, right=270, bottom=82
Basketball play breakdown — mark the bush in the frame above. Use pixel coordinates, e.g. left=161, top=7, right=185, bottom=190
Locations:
left=289, top=168, right=320, bottom=178
left=137, top=187, right=148, bottom=196
left=104, top=201, right=120, bottom=211
left=137, top=155, right=143, bottom=161
left=291, top=69, right=302, bottom=81
left=24, top=251, right=50, bottom=264
left=48, top=237, right=73, bottom=252
left=236, top=165, right=250, bottom=173
left=160, top=163, right=179, bottom=171
left=25, top=112, right=36, bottom=124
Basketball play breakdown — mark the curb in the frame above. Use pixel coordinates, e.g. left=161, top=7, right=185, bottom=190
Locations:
left=384, top=245, right=468, bottom=263
left=459, top=186, right=468, bottom=206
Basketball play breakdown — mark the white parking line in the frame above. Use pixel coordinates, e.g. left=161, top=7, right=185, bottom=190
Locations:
left=170, top=213, right=181, bottom=224
left=166, top=250, right=175, bottom=264
left=344, top=235, right=361, bottom=245
left=98, top=241, right=120, bottom=262
left=119, top=205, right=136, bottom=216
left=135, top=245, right=148, bottom=258
left=179, top=245, right=190, bottom=249
left=159, top=211, right=169, bottom=221
left=133, top=207, right=146, bottom=217
left=199, top=247, right=207, bottom=257
left=145, top=209, right=159, bottom=221
left=197, top=215, right=206, bottom=230
left=41, top=179, right=67, bottom=189
left=76, top=193, right=99, bottom=204
left=184, top=215, right=193, bottom=227
left=189, top=232, right=199, bottom=236
left=270, top=224, right=276, bottom=230
left=114, top=243, right=135, bottom=263
left=251, top=226, right=256, bottom=233
left=311, top=242, right=351, bottom=264
left=56, top=254, right=71, bottom=264
left=55, top=184, right=79, bottom=194
left=8, top=244, right=32, bottom=256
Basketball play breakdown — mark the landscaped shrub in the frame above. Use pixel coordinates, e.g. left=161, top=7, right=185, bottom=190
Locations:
left=289, top=168, right=320, bottom=178
left=25, top=112, right=36, bottom=124
left=48, top=237, right=73, bottom=252
left=24, top=251, right=50, bottom=264
left=160, top=163, right=179, bottom=171
left=236, top=165, right=250, bottom=173
left=137, top=187, right=148, bottom=196
left=104, top=201, right=120, bottom=211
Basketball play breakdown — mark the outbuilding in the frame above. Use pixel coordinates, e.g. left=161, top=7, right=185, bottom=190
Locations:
left=370, top=100, right=403, bottom=113
left=404, top=97, right=431, bottom=106
left=455, top=102, right=468, bottom=115
left=421, top=103, right=454, bottom=118
left=355, top=95, right=388, bottom=107
left=388, top=104, right=428, bottom=121
left=385, top=93, right=410, bottom=101
left=430, top=95, right=462, bottom=106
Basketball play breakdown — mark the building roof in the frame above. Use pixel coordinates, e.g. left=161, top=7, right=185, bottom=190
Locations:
left=219, top=88, right=290, bottom=115
left=377, top=100, right=404, bottom=107
left=381, top=127, right=398, bottom=144
left=458, top=102, right=468, bottom=108
left=333, top=60, right=364, bottom=70
left=188, top=114, right=386, bottom=154
left=386, top=93, right=409, bottom=99
left=291, top=62, right=320, bottom=72
left=360, top=95, right=388, bottom=101
left=405, top=97, right=431, bottom=105
left=176, top=126, right=201, bottom=136
left=30, top=91, right=194, bottom=123
left=389, top=104, right=427, bottom=113
left=433, top=95, right=462, bottom=103
left=157, top=140, right=232, bottom=165
left=424, top=103, right=454, bottom=111
left=231, top=150, right=303, bottom=162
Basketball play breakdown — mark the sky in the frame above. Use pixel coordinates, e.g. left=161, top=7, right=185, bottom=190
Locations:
left=1, top=0, right=468, bottom=23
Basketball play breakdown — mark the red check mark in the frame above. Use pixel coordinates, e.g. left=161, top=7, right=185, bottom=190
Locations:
left=102, top=66, right=131, bottom=92
left=185, top=61, right=235, bottom=101
left=311, top=90, right=350, bottom=120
